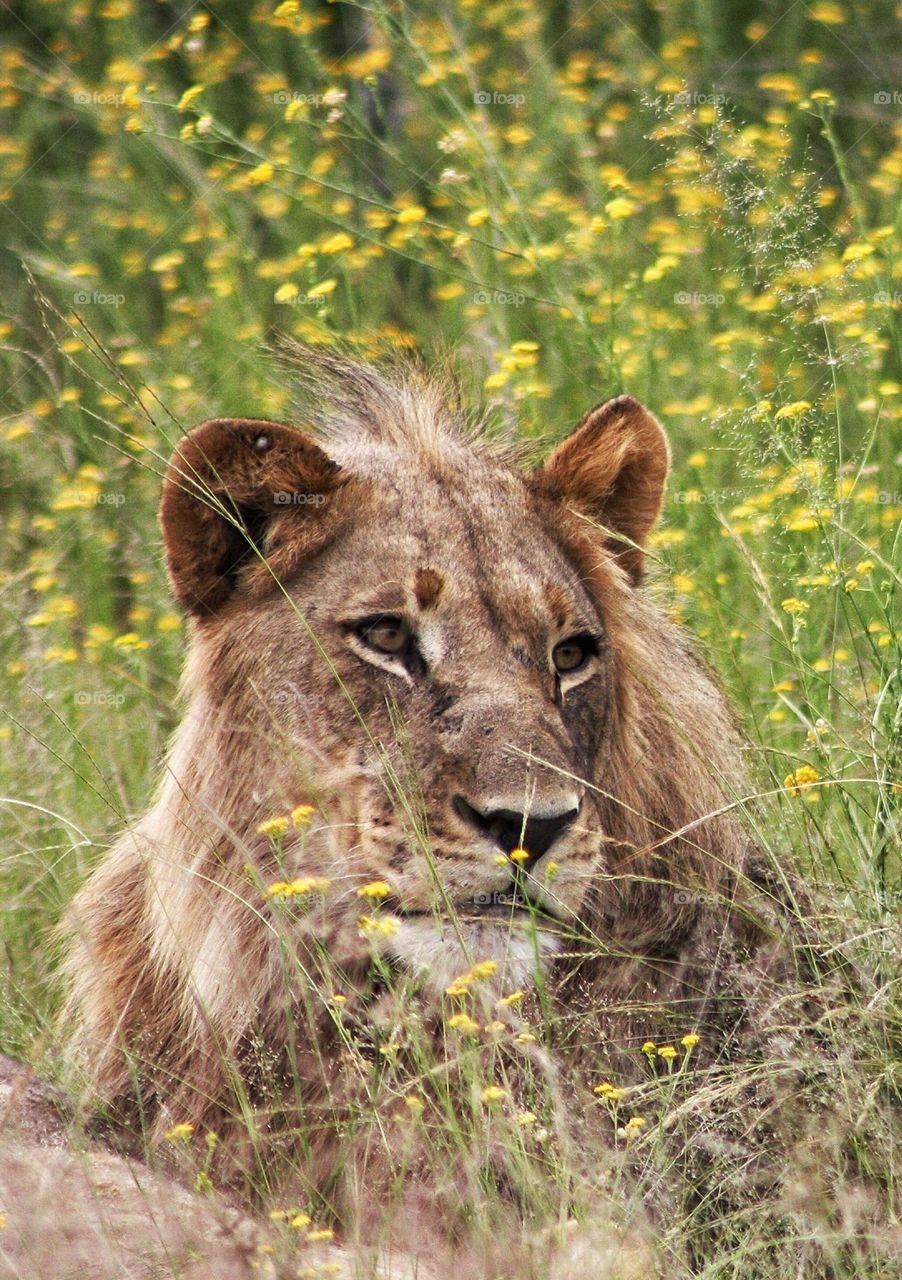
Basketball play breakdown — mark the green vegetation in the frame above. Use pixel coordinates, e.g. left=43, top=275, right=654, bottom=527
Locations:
left=0, top=2, right=899, bottom=1275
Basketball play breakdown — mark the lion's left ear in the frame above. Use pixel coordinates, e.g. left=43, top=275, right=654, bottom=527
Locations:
left=530, top=395, right=670, bottom=584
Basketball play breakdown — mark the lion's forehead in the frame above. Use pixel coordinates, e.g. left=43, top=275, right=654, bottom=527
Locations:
left=322, top=460, right=594, bottom=631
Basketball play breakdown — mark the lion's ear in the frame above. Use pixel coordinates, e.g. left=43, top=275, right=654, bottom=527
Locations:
left=160, top=417, right=345, bottom=617
left=531, top=395, right=669, bottom=584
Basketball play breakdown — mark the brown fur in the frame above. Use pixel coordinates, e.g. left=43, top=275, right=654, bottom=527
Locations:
left=61, top=346, right=805, bottom=1256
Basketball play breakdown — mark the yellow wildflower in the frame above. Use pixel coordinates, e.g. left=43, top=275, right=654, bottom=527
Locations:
left=784, top=766, right=821, bottom=796
left=448, top=1012, right=480, bottom=1034
left=291, top=804, right=316, bottom=826
left=257, top=817, right=290, bottom=838
left=480, top=1085, right=507, bottom=1103
left=177, top=84, right=205, bottom=111
left=774, top=400, right=812, bottom=420
left=358, top=914, right=399, bottom=938
left=164, top=1122, right=195, bottom=1143
left=356, top=880, right=391, bottom=901
left=246, top=161, right=275, bottom=186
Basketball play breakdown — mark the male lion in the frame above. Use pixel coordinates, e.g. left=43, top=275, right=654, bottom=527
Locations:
left=60, top=348, right=863, bottom=1271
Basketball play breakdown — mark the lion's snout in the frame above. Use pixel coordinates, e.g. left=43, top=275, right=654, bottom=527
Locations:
left=452, top=793, right=580, bottom=865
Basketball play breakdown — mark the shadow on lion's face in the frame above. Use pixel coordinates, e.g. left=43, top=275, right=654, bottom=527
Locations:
left=157, top=354, right=670, bottom=996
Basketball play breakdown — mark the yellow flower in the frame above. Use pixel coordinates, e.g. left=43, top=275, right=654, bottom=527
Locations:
left=289, top=1213, right=312, bottom=1229
left=468, top=960, right=498, bottom=981
left=307, top=1229, right=334, bottom=1242
left=517, top=1111, right=537, bottom=1126
left=307, top=278, right=338, bottom=298
left=658, top=1045, right=678, bottom=1061
left=624, top=1115, right=646, bottom=1131
left=480, top=1085, right=507, bottom=1103
left=358, top=914, right=399, bottom=938
left=605, top=196, right=636, bottom=220
left=680, top=1033, right=700, bottom=1048
left=396, top=205, right=427, bottom=224
left=784, top=766, right=821, bottom=797
left=291, top=804, right=316, bottom=827
left=593, top=1082, right=625, bottom=1100
left=404, top=1094, right=424, bottom=1113
left=448, top=1012, right=480, bottom=1034
left=357, top=880, right=391, bottom=901
left=509, top=847, right=530, bottom=863
left=433, top=282, right=465, bottom=300
left=497, top=990, right=525, bottom=1007
left=319, top=231, right=354, bottom=254
left=164, top=1122, right=195, bottom=1143
left=177, top=84, right=205, bottom=111
left=781, top=598, right=809, bottom=616
left=266, top=877, right=331, bottom=898
left=257, top=817, right=290, bottom=838
left=687, top=451, right=708, bottom=467
left=774, top=400, right=812, bottom=420
left=641, top=1041, right=656, bottom=1055
left=246, top=161, right=275, bottom=186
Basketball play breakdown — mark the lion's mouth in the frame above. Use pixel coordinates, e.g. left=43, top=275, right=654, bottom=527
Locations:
left=398, top=893, right=561, bottom=926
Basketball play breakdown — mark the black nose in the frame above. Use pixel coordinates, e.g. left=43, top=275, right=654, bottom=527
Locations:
left=453, top=796, right=579, bottom=866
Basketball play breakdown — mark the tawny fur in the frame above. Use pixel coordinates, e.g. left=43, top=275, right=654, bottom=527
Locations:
left=60, top=347, right=821, bottom=1258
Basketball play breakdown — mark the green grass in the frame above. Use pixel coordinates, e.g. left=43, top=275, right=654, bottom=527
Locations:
left=0, top=1, right=900, bottom=1275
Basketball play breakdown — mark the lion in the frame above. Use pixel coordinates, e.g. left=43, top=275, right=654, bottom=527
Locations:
left=59, top=346, right=866, bottom=1271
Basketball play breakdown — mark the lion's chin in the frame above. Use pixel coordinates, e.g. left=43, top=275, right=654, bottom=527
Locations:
left=387, top=915, right=560, bottom=1001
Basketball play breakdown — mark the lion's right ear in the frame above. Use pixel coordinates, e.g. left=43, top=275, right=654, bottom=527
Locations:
left=530, top=396, right=670, bottom=584
left=160, top=418, right=345, bottom=617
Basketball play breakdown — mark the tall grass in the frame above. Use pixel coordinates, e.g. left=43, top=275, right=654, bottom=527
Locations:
left=0, top=2, right=899, bottom=1276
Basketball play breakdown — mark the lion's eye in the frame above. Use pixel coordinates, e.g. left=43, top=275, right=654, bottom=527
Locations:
left=552, top=635, right=595, bottom=675
left=359, top=617, right=410, bottom=656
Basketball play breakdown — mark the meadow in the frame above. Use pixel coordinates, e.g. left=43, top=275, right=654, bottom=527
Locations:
left=0, top=1, right=900, bottom=1276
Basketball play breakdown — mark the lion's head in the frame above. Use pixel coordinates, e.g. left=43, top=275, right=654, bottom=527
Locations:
left=64, top=347, right=751, bottom=1145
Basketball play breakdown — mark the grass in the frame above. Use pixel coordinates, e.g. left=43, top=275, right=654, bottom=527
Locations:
left=0, top=1, right=900, bottom=1276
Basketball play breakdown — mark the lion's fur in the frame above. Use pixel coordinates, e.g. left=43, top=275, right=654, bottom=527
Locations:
left=61, top=348, right=823, bottom=1251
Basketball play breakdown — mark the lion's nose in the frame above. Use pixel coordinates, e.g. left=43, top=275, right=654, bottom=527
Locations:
left=453, top=795, right=579, bottom=864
